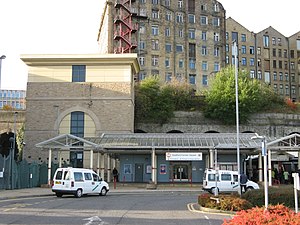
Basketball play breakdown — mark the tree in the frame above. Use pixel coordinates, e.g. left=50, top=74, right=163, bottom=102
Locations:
left=203, top=66, right=284, bottom=124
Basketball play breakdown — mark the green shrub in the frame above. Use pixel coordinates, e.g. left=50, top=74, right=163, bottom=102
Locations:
left=198, top=193, right=252, bottom=211
left=242, top=186, right=299, bottom=208
left=223, top=204, right=300, bottom=225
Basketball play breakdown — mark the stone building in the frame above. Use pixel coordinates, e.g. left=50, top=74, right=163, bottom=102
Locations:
left=21, top=53, right=140, bottom=166
left=98, top=0, right=226, bottom=93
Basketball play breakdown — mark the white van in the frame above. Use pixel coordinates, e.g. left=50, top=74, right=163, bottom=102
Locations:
left=52, top=167, right=109, bottom=198
left=203, top=168, right=259, bottom=194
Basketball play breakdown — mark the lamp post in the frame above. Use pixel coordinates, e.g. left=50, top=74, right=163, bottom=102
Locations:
left=233, top=40, right=241, bottom=195
left=0, top=55, right=6, bottom=89
left=252, top=133, right=268, bottom=209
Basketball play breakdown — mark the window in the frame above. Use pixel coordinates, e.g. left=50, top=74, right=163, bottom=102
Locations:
left=213, top=33, right=219, bottom=42
left=139, top=25, right=145, bottom=34
left=189, top=58, right=196, bottom=69
left=166, top=72, right=172, bottom=82
left=165, top=27, right=170, bottom=37
left=249, top=58, right=254, bottom=66
left=188, top=14, right=195, bottom=23
left=263, top=35, right=269, bottom=47
left=165, top=58, right=170, bottom=67
left=272, top=37, right=276, bottom=45
left=176, top=13, right=183, bottom=23
left=178, top=29, right=183, bottom=38
left=284, top=49, right=287, bottom=58
left=74, top=172, right=84, bottom=182
left=278, top=49, right=282, bottom=57
left=291, top=73, right=295, bottom=82
left=221, top=174, right=231, bottom=181
left=279, top=72, right=283, bottom=81
left=152, top=0, right=158, bottom=4
left=178, top=0, right=183, bottom=8
left=226, top=32, right=229, bottom=40
left=165, top=43, right=172, bottom=53
left=214, top=47, right=219, bottom=57
left=139, top=41, right=146, bottom=50
left=179, top=59, right=184, bottom=68
left=202, top=31, right=207, bottom=41
left=152, top=39, right=159, bottom=50
left=189, top=74, right=196, bottom=84
left=152, top=26, right=159, bottom=35
left=273, top=72, right=277, bottom=80
left=214, top=62, right=220, bottom=72
left=258, top=71, right=262, bottom=80
left=139, top=72, right=146, bottom=80
left=249, top=46, right=254, bottom=55
left=151, top=55, right=159, bottom=66
left=201, top=4, right=207, bottom=11
left=201, top=46, right=207, bottom=55
left=72, top=65, right=86, bottom=82
left=292, top=86, right=296, bottom=95
left=176, top=45, right=183, bottom=52
left=250, top=70, right=255, bottom=79
left=225, top=44, right=229, bottom=52
left=279, top=84, right=283, bottom=95
left=202, top=61, right=208, bottom=71
left=278, top=38, right=282, bottom=45
left=273, top=60, right=277, bottom=68
left=139, top=57, right=145, bottom=66
left=257, top=47, right=261, bottom=55
left=188, top=29, right=195, bottom=39
left=285, top=73, right=289, bottom=81
left=212, top=17, right=220, bottom=26
left=285, top=85, right=289, bottom=95
left=152, top=10, right=159, bottom=19
left=213, top=3, right=219, bottom=12
left=241, top=45, right=246, bottom=54
left=272, top=48, right=276, bottom=57
left=279, top=60, right=282, bottom=69
left=166, top=11, right=172, bottom=21
left=165, top=0, right=170, bottom=6
left=200, top=16, right=207, bottom=25
left=140, top=0, right=146, bottom=3
left=291, top=62, right=295, bottom=70
left=291, top=50, right=295, bottom=58
left=226, top=55, right=229, bottom=64
left=241, top=57, right=247, bottom=66
left=241, top=34, right=246, bottom=42
left=71, top=111, right=84, bottom=137
left=202, top=75, right=208, bottom=86
left=84, top=173, right=92, bottom=180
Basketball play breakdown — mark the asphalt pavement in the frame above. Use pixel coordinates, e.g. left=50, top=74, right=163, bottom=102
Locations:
left=0, top=182, right=203, bottom=200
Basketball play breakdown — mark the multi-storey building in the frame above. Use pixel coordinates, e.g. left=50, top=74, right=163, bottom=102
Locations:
left=98, top=0, right=226, bottom=93
left=225, top=17, right=256, bottom=76
left=0, top=89, right=26, bottom=110
left=98, top=0, right=300, bottom=101
left=288, top=32, right=300, bottom=101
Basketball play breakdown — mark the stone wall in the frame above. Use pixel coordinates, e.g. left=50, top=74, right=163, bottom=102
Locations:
left=0, top=110, right=25, bottom=133
left=136, top=111, right=300, bottom=137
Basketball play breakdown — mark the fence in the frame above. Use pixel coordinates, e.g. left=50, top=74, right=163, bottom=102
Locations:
left=0, top=153, right=58, bottom=190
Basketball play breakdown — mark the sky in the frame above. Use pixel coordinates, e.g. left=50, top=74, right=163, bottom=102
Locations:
left=0, top=0, right=299, bottom=91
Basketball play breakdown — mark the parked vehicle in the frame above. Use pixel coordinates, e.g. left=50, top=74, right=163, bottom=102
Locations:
left=202, top=168, right=259, bottom=194
left=52, top=167, right=109, bottom=198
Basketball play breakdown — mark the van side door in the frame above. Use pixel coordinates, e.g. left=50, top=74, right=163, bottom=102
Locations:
left=83, top=172, right=94, bottom=194
left=92, top=173, right=102, bottom=193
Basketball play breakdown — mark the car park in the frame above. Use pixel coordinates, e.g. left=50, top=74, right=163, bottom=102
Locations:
left=202, top=168, right=259, bottom=194
left=52, top=167, right=109, bottom=198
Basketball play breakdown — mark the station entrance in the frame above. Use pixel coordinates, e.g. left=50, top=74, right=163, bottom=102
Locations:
left=169, top=162, right=191, bottom=182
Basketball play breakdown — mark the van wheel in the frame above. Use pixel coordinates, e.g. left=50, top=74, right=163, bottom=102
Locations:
left=211, top=187, right=219, bottom=195
left=75, top=189, right=83, bottom=198
left=56, top=192, right=63, bottom=197
left=100, top=187, right=107, bottom=196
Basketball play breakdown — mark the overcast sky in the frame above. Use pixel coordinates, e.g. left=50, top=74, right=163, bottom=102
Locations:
left=0, top=0, right=299, bottom=90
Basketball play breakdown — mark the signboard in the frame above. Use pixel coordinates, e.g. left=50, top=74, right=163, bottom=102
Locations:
left=292, top=173, right=300, bottom=191
left=166, top=152, right=202, bottom=161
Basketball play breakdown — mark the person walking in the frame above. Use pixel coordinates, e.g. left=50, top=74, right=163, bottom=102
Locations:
left=112, top=167, right=119, bottom=182
left=240, top=173, right=248, bottom=194
left=283, top=170, right=289, bottom=184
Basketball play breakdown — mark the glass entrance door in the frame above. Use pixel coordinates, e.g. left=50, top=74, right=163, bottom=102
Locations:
left=171, top=162, right=191, bottom=182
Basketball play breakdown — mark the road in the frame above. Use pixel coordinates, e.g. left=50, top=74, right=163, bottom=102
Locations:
left=0, top=191, right=232, bottom=225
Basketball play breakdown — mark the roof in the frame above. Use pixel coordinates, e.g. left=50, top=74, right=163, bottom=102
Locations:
left=36, top=133, right=300, bottom=154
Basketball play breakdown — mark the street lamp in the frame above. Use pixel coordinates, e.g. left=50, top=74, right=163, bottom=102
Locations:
left=0, top=55, right=6, bottom=89
left=233, top=40, right=241, bottom=195
left=251, top=133, right=268, bottom=209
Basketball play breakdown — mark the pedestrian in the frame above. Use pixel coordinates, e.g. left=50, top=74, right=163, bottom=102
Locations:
left=240, top=173, right=248, bottom=193
left=113, top=167, right=119, bottom=182
left=283, top=170, right=289, bottom=184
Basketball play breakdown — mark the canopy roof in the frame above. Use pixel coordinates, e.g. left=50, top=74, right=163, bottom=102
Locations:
left=36, top=133, right=300, bottom=154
